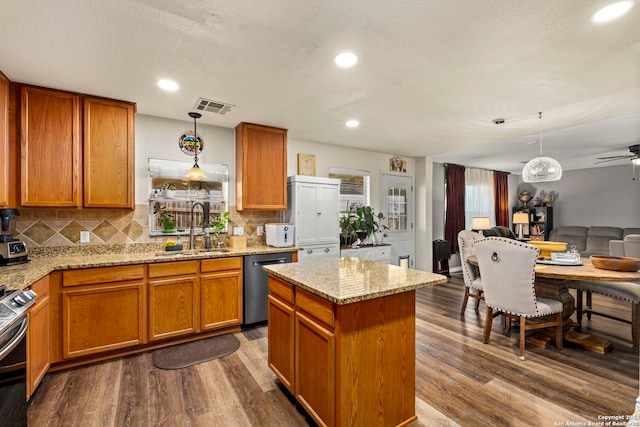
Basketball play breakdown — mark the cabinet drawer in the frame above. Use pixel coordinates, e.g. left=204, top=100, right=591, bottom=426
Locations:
left=269, top=275, right=294, bottom=305
left=201, top=256, right=242, bottom=273
left=297, top=244, right=340, bottom=263
left=149, top=260, right=198, bottom=278
left=63, top=265, right=145, bottom=287
left=296, top=288, right=334, bottom=329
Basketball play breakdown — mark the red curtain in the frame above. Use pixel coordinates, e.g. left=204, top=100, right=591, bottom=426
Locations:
left=493, top=171, right=510, bottom=227
left=444, top=164, right=466, bottom=254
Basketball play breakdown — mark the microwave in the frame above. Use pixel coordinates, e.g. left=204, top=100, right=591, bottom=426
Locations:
left=265, top=223, right=295, bottom=247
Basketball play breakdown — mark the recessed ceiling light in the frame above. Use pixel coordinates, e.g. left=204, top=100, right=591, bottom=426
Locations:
left=346, top=119, right=360, bottom=128
left=157, top=79, right=179, bottom=91
left=591, top=1, right=634, bottom=22
left=335, top=52, right=358, bottom=68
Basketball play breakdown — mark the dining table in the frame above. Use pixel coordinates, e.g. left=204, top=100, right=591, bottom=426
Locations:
left=467, top=254, right=640, bottom=353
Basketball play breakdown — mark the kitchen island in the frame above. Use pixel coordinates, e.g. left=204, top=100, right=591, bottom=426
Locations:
left=264, top=257, right=447, bottom=427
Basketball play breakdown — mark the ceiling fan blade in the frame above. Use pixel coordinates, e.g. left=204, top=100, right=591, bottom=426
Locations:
left=594, top=154, right=634, bottom=160
left=593, top=157, right=630, bottom=164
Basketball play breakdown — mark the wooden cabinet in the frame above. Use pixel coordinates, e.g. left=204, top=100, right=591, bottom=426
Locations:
left=21, top=86, right=81, bottom=207
left=268, top=274, right=417, bottom=427
left=19, top=86, right=135, bottom=208
left=26, top=276, right=50, bottom=400
left=200, top=257, right=243, bottom=330
left=61, top=265, right=145, bottom=359
left=83, top=97, right=135, bottom=208
left=294, top=289, right=335, bottom=426
left=235, top=122, right=287, bottom=210
left=267, top=276, right=295, bottom=392
left=0, top=71, right=8, bottom=207
left=148, top=261, right=198, bottom=341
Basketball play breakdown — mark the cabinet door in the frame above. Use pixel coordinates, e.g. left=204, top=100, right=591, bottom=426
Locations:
left=200, top=270, right=242, bottom=330
left=295, top=183, right=321, bottom=245
left=0, top=71, right=8, bottom=207
left=235, top=122, right=287, bottom=210
left=268, top=294, right=295, bottom=392
left=21, top=87, right=81, bottom=207
left=83, top=97, right=135, bottom=208
left=27, top=276, right=50, bottom=400
left=148, top=276, right=198, bottom=341
left=62, top=282, right=144, bottom=358
left=316, top=184, right=339, bottom=243
left=295, top=311, right=335, bottom=427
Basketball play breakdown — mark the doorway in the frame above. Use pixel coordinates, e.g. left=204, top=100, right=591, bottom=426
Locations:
left=381, top=173, right=414, bottom=267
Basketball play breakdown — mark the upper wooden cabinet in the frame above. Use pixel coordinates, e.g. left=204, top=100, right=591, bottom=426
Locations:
left=83, top=97, right=135, bottom=208
left=19, top=86, right=135, bottom=208
left=21, top=86, right=81, bottom=207
left=235, top=122, right=287, bottom=210
left=0, top=71, right=8, bottom=207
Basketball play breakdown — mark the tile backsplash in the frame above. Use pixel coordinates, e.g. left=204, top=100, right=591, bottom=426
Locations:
left=15, top=205, right=285, bottom=248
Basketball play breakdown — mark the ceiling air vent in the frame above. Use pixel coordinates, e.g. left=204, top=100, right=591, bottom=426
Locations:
left=193, top=98, right=235, bottom=115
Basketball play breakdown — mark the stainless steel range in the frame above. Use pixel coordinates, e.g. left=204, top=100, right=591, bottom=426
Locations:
left=0, top=286, right=37, bottom=427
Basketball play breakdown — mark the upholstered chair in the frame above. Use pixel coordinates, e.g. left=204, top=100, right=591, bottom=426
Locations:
left=609, top=234, right=640, bottom=258
left=474, top=237, right=563, bottom=360
left=457, top=230, right=485, bottom=314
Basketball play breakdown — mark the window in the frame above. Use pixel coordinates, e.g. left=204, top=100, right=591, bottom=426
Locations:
left=464, top=167, right=495, bottom=230
left=328, top=168, right=370, bottom=215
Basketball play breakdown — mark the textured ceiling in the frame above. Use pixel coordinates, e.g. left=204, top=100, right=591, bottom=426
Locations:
left=1, top=0, right=639, bottom=173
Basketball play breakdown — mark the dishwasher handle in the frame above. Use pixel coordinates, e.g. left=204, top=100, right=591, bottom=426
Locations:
left=253, top=258, right=288, bottom=267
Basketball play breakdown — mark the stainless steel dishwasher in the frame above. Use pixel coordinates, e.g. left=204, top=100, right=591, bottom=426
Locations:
left=243, top=252, right=292, bottom=326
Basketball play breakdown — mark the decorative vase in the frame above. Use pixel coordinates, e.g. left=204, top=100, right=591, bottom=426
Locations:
left=518, top=189, right=532, bottom=207
left=532, top=197, right=542, bottom=207
left=163, top=189, right=176, bottom=199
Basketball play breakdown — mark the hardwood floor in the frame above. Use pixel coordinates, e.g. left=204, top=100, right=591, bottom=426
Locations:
left=28, top=273, right=639, bottom=427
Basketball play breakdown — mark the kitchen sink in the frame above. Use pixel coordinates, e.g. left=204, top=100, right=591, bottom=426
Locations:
left=156, top=248, right=229, bottom=257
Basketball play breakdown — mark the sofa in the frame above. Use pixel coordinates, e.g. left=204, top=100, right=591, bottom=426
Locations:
left=548, top=226, right=640, bottom=257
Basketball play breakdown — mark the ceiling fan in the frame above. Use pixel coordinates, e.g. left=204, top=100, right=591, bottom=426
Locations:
left=594, top=144, right=640, bottom=164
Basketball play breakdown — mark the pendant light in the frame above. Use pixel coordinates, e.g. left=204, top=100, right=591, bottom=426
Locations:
left=185, top=112, right=207, bottom=181
left=522, top=112, right=562, bottom=182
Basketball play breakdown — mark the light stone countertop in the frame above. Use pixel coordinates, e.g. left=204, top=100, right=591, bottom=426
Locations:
left=263, top=257, right=448, bottom=304
left=0, top=243, right=299, bottom=291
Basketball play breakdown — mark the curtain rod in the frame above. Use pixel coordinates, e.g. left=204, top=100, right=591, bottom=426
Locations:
left=443, top=163, right=511, bottom=175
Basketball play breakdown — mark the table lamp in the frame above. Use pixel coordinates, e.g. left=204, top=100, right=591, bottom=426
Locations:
left=471, top=217, right=491, bottom=236
left=512, top=212, right=530, bottom=239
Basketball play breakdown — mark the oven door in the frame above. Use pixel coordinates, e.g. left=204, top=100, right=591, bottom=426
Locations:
left=0, top=316, right=29, bottom=427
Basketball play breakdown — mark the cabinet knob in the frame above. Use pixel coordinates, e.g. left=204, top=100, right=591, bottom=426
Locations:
left=317, top=212, right=322, bottom=216
left=324, top=247, right=329, bottom=253
left=307, top=249, right=313, bottom=254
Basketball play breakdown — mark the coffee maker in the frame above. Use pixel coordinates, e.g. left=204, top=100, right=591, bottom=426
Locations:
left=0, top=209, right=28, bottom=265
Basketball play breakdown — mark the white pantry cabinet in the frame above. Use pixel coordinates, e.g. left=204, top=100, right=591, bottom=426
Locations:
left=286, top=175, right=340, bottom=262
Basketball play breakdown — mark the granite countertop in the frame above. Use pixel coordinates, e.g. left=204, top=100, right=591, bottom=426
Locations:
left=0, top=243, right=299, bottom=291
left=263, top=257, right=447, bottom=305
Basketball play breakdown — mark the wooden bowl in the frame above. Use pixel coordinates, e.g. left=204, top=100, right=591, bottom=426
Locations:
left=590, top=255, right=640, bottom=272
left=527, top=241, right=568, bottom=259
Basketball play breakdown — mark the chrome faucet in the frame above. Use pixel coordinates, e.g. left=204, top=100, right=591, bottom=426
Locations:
left=189, top=202, right=208, bottom=250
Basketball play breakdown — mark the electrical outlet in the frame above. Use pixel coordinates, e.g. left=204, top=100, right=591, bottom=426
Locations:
left=257, top=225, right=264, bottom=236
left=80, top=231, right=90, bottom=243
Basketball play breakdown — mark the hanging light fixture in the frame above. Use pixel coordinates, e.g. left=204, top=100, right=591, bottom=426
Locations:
left=185, top=112, right=207, bottom=181
left=522, top=112, right=562, bottom=182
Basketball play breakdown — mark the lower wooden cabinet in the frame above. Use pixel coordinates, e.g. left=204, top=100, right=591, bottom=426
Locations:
left=200, top=257, right=243, bottom=330
left=26, top=276, right=50, bottom=400
left=61, top=282, right=145, bottom=358
left=268, top=275, right=417, bottom=427
left=61, top=265, right=146, bottom=359
left=148, top=261, right=198, bottom=341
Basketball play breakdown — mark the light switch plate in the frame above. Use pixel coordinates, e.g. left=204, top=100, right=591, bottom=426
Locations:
left=80, top=231, right=90, bottom=243
left=257, top=225, right=264, bottom=236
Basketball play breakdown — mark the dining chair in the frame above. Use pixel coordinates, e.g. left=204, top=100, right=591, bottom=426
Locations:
left=573, top=280, right=640, bottom=346
left=457, top=230, right=485, bottom=314
left=474, top=237, right=563, bottom=360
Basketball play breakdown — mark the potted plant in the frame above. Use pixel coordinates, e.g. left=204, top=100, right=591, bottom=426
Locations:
left=340, top=203, right=359, bottom=246
left=162, top=183, right=177, bottom=199
left=208, top=211, right=230, bottom=247
left=194, top=181, right=209, bottom=199
left=158, top=210, right=176, bottom=232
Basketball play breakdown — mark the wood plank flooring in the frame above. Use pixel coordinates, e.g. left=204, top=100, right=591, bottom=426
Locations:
left=28, top=274, right=639, bottom=427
